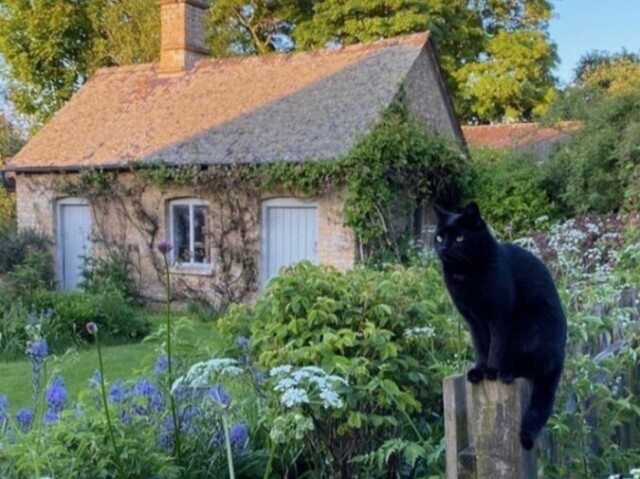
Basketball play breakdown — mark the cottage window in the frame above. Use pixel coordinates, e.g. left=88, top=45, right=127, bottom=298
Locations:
left=168, top=199, right=209, bottom=265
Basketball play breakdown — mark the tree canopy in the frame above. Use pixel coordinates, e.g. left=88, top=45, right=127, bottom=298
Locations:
left=0, top=0, right=558, bottom=125
left=0, top=0, right=158, bottom=125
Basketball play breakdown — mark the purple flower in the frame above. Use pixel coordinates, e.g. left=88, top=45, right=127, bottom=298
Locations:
left=230, top=422, right=249, bottom=448
left=0, top=394, right=8, bottom=423
left=15, top=408, right=34, bottom=432
left=159, top=415, right=175, bottom=452
left=154, top=355, right=169, bottom=374
left=46, top=376, right=68, bottom=412
left=235, top=336, right=249, bottom=348
left=43, top=408, right=60, bottom=425
left=157, top=241, right=173, bottom=254
left=179, top=404, right=200, bottom=432
left=133, top=379, right=165, bottom=414
left=108, top=380, right=131, bottom=404
left=86, top=322, right=98, bottom=335
left=206, top=384, right=230, bottom=407
left=26, top=338, right=48, bottom=359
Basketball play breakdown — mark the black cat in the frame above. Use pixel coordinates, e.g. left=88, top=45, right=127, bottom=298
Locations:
left=433, top=202, right=566, bottom=450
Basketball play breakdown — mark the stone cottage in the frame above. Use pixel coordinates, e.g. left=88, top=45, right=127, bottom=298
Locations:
left=4, top=0, right=464, bottom=304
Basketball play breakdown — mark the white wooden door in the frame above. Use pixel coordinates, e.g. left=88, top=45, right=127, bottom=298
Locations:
left=261, top=198, right=318, bottom=285
left=57, top=199, right=92, bottom=289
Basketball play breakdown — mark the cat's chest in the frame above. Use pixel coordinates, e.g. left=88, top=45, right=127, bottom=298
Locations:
left=445, top=274, right=504, bottom=317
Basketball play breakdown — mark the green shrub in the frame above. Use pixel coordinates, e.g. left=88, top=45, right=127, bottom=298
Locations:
left=0, top=227, right=53, bottom=295
left=30, top=290, right=150, bottom=350
left=543, top=87, right=640, bottom=215
left=220, top=260, right=470, bottom=477
left=464, top=146, right=558, bottom=237
left=0, top=408, right=181, bottom=478
left=79, top=245, right=137, bottom=301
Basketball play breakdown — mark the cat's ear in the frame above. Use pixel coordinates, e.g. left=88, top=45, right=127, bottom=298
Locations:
left=462, top=202, right=484, bottom=228
left=432, top=204, right=450, bottom=224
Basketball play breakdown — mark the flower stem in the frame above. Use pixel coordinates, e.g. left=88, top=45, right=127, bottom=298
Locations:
left=222, top=415, right=236, bottom=479
left=163, top=254, right=182, bottom=465
left=96, top=333, right=125, bottom=477
left=263, top=438, right=277, bottom=479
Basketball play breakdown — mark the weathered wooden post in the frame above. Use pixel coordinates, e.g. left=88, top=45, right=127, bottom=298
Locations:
left=443, top=374, right=537, bottom=479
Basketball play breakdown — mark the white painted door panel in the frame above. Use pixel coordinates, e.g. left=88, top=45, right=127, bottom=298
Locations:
left=262, top=199, right=317, bottom=285
left=58, top=201, right=92, bottom=289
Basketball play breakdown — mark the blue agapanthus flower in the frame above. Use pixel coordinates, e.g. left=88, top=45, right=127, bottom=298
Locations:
left=15, top=407, right=34, bottom=432
left=43, top=408, right=60, bottom=425
left=154, top=355, right=169, bottom=374
left=230, top=422, right=249, bottom=448
left=0, top=394, right=8, bottom=423
left=109, top=380, right=132, bottom=404
left=26, top=338, right=48, bottom=359
left=235, top=336, right=249, bottom=347
left=206, top=384, right=230, bottom=407
left=158, top=415, right=175, bottom=452
left=46, top=376, right=68, bottom=412
left=133, top=379, right=165, bottom=415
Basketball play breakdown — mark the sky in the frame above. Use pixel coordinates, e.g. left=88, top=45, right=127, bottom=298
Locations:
left=549, top=0, right=640, bottom=85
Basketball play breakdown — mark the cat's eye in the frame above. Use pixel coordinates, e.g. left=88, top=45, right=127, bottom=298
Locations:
left=456, top=235, right=464, bottom=242
left=436, top=235, right=443, bottom=243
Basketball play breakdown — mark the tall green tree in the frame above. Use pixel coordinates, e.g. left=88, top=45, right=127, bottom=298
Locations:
left=87, top=0, right=159, bottom=69
left=0, top=0, right=158, bottom=125
left=0, top=0, right=94, bottom=123
left=288, top=0, right=558, bottom=123
left=206, top=0, right=298, bottom=56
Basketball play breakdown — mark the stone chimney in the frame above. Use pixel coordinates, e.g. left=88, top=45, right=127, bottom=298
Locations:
left=158, top=0, right=209, bottom=74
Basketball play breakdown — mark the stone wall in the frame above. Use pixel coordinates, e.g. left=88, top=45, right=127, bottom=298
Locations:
left=15, top=172, right=356, bottom=304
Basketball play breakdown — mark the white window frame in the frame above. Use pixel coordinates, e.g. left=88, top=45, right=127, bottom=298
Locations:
left=167, top=198, right=210, bottom=267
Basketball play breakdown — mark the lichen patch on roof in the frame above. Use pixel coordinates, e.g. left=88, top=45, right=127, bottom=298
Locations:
left=11, top=33, right=430, bottom=171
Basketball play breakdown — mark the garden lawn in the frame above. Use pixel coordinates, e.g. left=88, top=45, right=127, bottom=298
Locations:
left=0, top=316, right=219, bottom=414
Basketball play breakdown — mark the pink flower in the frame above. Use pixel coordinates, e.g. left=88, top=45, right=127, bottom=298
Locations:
left=157, top=241, right=173, bottom=254
left=86, top=322, right=98, bottom=335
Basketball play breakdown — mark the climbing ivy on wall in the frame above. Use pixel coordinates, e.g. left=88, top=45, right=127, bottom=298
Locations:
left=55, top=100, right=466, bottom=304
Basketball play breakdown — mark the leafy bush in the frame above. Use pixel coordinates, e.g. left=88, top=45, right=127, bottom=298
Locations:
left=515, top=214, right=640, bottom=478
left=79, top=245, right=137, bottom=301
left=29, top=290, right=150, bottom=349
left=0, top=226, right=53, bottom=294
left=543, top=87, right=640, bottom=215
left=220, top=260, right=469, bottom=478
left=463, top=146, right=559, bottom=237
left=0, top=187, right=15, bottom=230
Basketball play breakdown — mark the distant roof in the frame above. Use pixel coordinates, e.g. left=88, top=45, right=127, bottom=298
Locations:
left=9, top=32, right=459, bottom=172
left=462, top=122, right=579, bottom=158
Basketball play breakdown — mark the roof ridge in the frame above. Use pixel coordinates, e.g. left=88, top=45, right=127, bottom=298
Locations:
left=92, top=31, right=430, bottom=78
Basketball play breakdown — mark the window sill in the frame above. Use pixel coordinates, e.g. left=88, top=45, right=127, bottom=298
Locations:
left=169, top=264, right=214, bottom=277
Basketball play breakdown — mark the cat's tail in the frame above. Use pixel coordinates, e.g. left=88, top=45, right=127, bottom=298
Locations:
left=520, top=371, right=561, bottom=450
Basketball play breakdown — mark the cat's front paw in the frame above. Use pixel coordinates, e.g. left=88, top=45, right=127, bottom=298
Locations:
left=484, top=367, right=498, bottom=381
left=466, top=367, right=485, bottom=384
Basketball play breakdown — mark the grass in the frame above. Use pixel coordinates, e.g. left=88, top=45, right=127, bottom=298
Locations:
left=0, top=315, right=223, bottom=414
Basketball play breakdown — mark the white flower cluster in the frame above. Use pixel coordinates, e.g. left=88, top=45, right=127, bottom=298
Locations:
left=607, top=468, right=640, bottom=479
left=404, top=326, right=435, bottom=338
left=270, top=365, right=348, bottom=409
left=172, top=358, right=242, bottom=392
